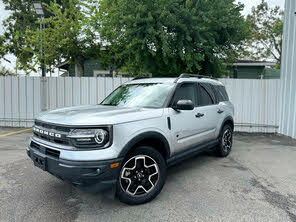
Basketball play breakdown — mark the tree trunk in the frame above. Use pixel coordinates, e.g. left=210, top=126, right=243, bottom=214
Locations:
left=75, top=56, right=84, bottom=77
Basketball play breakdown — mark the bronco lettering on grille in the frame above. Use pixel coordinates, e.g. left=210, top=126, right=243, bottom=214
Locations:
left=33, top=127, right=62, bottom=138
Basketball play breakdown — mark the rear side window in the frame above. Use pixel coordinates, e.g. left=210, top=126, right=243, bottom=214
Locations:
left=197, top=84, right=214, bottom=106
left=213, top=85, right=229, bottom=102
left=201, top=83, right=217, bottom=104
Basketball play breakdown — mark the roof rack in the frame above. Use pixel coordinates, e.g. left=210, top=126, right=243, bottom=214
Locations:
left=174, top=73, right=218, bottom=83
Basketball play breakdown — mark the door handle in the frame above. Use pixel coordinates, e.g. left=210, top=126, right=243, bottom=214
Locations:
left=217, top=109, right=224, bottom=114
left=195, top=113, right=204, bottom=118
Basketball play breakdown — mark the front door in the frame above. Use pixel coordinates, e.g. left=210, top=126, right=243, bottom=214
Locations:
left=169, top=82, right=200, bottom=154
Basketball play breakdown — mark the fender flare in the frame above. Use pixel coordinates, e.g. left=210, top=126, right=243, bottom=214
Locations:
left=219, top=116, right=234, bottom=136
left=118, top=131, right=171, bottom=159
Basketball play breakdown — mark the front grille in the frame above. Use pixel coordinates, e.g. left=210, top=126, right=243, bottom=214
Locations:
left=46, top=148, right=60, bottom=158
left=34, top=121, right=70, bottom=145
left=30, top=141, right=60, bottom=159
left=33, top=132, right=70, bottom=145
left=35, top=121, right=70, bottom=133
left=31, top=141, right=40, bottom=150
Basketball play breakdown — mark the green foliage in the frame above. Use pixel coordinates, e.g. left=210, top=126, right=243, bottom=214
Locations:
left=0, top=35, right=8, bottom=61
left=0, top=0, right=70, bottom=73
left=245, top=0, right=283, bottom=67
left=0, top=0, right=101, bottom=76
left=1, top=0, right=248, bottom=76
left=0, top=66, right=15, bottom=76
left=95, top=0, right=248, bottom=77
left=23, top=0, right=97, bottom=74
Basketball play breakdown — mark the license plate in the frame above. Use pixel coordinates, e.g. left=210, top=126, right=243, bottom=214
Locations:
left=33, top=153, right=47, bottom=171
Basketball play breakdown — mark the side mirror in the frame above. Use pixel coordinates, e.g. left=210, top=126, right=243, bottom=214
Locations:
left=173, top=100, right=194, bottom=111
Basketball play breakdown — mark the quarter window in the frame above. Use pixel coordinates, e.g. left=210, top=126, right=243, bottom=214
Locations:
left=213, top=85, right=229, bottom=102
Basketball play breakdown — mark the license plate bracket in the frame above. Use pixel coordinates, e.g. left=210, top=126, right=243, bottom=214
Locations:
left=33, top=152, right=47, bottom=171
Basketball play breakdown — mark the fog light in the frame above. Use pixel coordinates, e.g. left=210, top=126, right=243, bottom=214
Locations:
left=96, top=168, right=101, bottom=174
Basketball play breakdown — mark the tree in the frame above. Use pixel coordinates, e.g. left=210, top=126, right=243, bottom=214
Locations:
left=1, top=0, right=96, bottom=75
left=0, top=0, right=69, bottom=73
left=0, top=35, right=9, bottom=63
left=23, top=0, right=99, bottom=76
left=245, top=0, right=283, bottom=68
left=95, top=0, right=248, bottom=77
left=0, top=66, right=15, bottom=76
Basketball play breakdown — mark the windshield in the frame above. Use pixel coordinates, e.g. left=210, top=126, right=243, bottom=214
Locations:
left=101, top=83, right=174, bottom=108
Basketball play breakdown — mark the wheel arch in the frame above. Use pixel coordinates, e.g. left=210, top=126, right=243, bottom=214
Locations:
left=220, top=116, right=234, bottom=136
left=118, top=131, right=171, bottom=160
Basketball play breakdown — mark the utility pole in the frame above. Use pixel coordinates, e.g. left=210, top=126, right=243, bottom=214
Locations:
left=33, top=2, right=47, bottom=111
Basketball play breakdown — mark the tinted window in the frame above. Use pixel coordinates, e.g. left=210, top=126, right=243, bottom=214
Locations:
left=202, top=83, right=217, bottom=104
left=198, top=84, right=214, bottom=106
left=220, top=86, right=229, bottom=101
left=213, top=85, right=229, bottom=102
left=173, top=83, right=197, bottom=106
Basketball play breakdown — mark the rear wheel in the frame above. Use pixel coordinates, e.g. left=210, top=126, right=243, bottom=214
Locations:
left=215, top=124, right=233, bottom=157
left=116, top=146, right=166, bottom=205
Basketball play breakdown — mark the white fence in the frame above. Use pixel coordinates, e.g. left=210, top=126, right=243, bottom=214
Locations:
left=0, top=76, right=280, bottom=132
left=220, top=79, right=280, bottom=133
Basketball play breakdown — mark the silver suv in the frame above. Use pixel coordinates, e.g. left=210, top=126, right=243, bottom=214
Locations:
left=27, top=74, right=234, bottom=205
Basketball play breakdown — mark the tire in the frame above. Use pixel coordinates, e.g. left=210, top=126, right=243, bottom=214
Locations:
left=215, top=124, right=233, bottom=157
left=116, top=146, right=167, bottom=205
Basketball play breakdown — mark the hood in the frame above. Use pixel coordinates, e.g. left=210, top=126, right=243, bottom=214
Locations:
left=35, top=105, right=164, bottom=126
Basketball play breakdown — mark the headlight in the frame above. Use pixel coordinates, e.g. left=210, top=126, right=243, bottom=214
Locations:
left=94, top=129, right=108, bottom=144
left=67, top=127, right=112, bottom=148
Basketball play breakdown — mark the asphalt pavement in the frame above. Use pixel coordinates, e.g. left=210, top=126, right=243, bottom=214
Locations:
left=0, top=128, right=296, bottom=222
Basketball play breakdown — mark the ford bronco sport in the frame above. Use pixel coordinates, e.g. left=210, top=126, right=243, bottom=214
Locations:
left=27, top=74, right=234, bottom=205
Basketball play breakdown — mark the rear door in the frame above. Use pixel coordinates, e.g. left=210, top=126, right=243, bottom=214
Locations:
left=212, top=84, right=230, bottom=135
left=194, top=83, right=220, bottom=141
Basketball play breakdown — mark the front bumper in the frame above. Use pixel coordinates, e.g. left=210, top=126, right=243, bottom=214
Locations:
left=27, top=140, right=123, bottom=193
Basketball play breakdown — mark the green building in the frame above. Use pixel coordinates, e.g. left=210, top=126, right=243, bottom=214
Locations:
left=57, top=60, right=114, bottom=77
left=228, top=60, right=280, bottom=79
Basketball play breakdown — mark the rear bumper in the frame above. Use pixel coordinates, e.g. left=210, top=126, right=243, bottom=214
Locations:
left=27, top=141, right=123, bottom=193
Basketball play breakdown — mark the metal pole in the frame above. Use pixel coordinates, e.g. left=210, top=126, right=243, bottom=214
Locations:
left=41, top=16, right=46, bottom=78
left=40, top=15, right=47, bottom=111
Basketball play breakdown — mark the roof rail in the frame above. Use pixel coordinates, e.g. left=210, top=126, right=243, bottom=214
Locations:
left=132, top=77, right=149, bottom=81
left=174, top=73, right=217, bottom=83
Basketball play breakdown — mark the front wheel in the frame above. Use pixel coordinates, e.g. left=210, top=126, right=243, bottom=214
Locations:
left=116, top=146, right=167, bottom=205
left=215, top=124, right=233, bottom=157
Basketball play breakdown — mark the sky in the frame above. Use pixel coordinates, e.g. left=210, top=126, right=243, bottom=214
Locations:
left=238, top=0, right=285, bottom=15
left=0, top=0, right=286, bottom=76
left=0, top=1, right=17, bottom=73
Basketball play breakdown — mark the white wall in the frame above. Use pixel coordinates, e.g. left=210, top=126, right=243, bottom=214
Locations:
left=0, top=76, right=280, bottom=132
left=279, top=0, right=296, bottom=139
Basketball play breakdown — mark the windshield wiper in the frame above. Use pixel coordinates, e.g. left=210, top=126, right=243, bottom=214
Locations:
left=99, top=104, right=116, bottom=106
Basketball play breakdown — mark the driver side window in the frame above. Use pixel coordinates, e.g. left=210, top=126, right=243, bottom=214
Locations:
left=173, top=83, right=197, bottom=107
